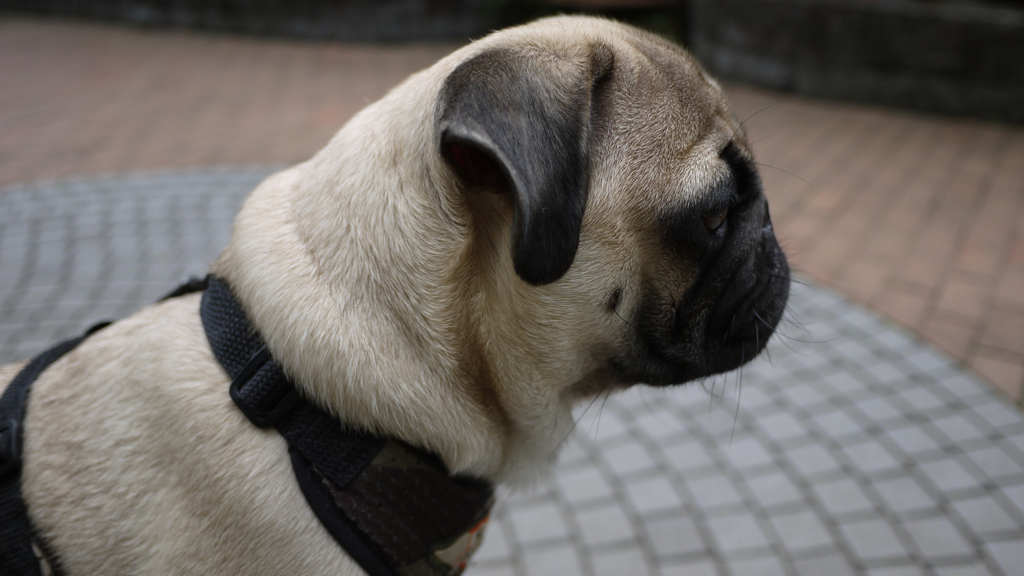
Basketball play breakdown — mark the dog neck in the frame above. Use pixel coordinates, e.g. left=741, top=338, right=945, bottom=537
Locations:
left=211, top=92, right=578, bottom=485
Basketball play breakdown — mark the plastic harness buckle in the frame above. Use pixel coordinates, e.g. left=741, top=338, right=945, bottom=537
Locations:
left=228, top=346, right=300, bottom=428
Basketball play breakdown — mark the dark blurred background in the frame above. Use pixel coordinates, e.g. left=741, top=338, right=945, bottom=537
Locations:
left=3, top=0, right=1022, bottom=122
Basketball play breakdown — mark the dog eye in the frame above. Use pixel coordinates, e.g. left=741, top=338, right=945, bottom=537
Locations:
left=701, top=209, right=728, bottom=232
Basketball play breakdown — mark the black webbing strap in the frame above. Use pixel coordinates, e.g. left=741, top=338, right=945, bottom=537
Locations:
left=0, top=322, right=109, bottom=576
left=199, top=276, right=394, bottom=576
left=0, top=278, right=208, bottom=576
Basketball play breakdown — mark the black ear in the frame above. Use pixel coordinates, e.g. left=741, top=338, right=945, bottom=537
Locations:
left=438, top=46, right=614, bottom=285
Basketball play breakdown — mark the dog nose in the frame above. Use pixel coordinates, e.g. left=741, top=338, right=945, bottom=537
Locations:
left=761, top=202, right=773, bottom=233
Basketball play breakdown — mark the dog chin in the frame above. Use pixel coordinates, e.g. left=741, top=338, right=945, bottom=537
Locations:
left=614, top=245, right=790, bottom=387
left=614, top=295, right=788, bottom=387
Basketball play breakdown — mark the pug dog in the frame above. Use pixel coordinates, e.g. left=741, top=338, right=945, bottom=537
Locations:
left=2, top=15, right=789, bottom=576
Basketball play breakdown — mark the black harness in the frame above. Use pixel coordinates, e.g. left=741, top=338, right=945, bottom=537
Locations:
left=0, top=276, right=493, bottom=576
left=0, top=321, right=111, bottom=576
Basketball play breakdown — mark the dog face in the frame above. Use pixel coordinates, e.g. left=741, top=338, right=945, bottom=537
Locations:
left=215, top=16, right=789, bottom=479
left=435, top=20, right=789, bottom=399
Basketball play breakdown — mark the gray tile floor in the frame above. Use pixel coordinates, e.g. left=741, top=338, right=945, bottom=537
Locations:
left=2, top=169, right=1023, bottom=576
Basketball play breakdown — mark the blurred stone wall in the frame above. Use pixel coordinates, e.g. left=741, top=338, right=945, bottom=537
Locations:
left=2, top=0, right=1021, bottom=122
left=689, top=0, right=1024, bottom=123
left=0, top=0, right=495, bottom=40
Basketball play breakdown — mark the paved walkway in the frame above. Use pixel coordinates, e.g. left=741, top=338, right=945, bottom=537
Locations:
left=2, top=18, right=1021, bottom=403
left=2, top=169, right=1023, bottom=575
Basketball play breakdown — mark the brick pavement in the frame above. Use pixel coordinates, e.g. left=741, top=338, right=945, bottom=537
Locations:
left=1, top=17, right=1022, bottom=403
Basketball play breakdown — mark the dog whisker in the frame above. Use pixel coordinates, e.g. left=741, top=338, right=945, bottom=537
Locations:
left=753, top=310, right=770, bottom=330
left=613, top=308, right=637, bottom=330
left=755, top=322, right=760, bottom=356
left=588, top=385, right=617, bottom=439
left=701, top=374, right=728, bottom=402
left=730, top=364, right=744, bottom=445
left=755, top=303, right=841, bottom=346
left=753, top=162, right=812, bottom=189
left=638, top=387, right=658, bottom=417
left=778, top=332, right=841, bottom=345
left=773, top=311, right=843, bottom=348
left=550, top=381, right=613, bottom=458
left=709, top=376, right=715, bottom=413
left=730, top=100, right=783, bottom=142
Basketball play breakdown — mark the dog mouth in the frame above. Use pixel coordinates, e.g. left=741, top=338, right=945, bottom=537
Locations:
left=613, top=197, right=790, bottom=387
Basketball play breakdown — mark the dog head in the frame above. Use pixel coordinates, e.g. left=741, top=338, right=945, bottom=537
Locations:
left=435, top=18, right=789, bottom=393
left=215, top=16, right=789, bottom=481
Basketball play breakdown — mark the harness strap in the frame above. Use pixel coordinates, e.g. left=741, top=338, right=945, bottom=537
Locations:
left=0, top=279, right=203, bottom=575
left=201, top=276, right=394, bottom=576
left=200, top=276, right=494, bottom=576
left=0, top=322, right=109, bottom=576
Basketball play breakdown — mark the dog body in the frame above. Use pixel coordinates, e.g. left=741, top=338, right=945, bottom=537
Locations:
left=6, top=16, right=789, bottom=575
